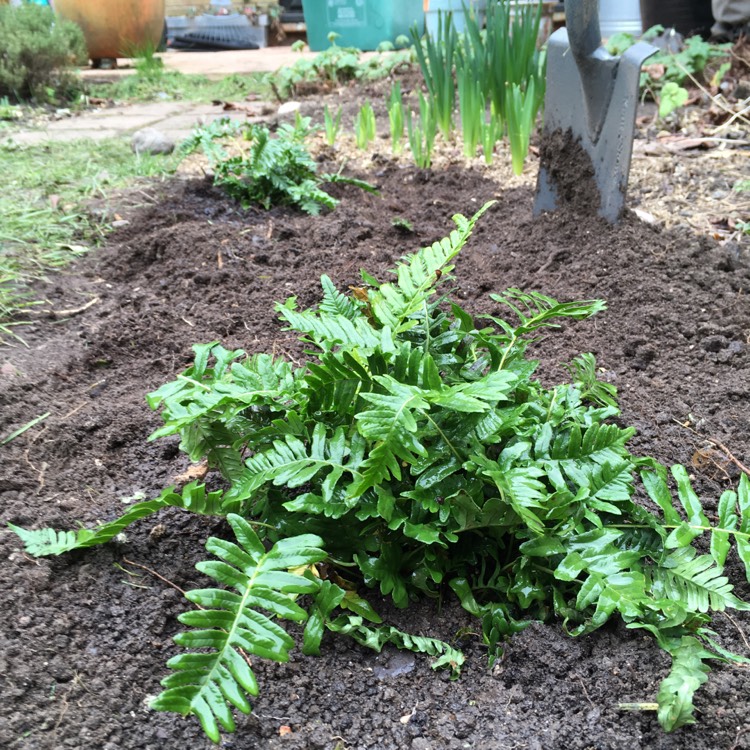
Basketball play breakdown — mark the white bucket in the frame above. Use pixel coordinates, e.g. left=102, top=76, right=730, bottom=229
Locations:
left=599, top=0, right=643, bottom=37
left=424, top=0, right=487, bottom=36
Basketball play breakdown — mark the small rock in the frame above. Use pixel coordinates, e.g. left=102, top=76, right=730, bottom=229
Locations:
left=131, top=127, right=175, bottom=155
left=277, top=101, right=301, bottom=116
left=633, top=208, right=657, bottom=225
left=111, top=219, right=130, bottom=228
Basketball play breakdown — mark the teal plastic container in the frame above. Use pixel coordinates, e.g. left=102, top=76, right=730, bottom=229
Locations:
left=302, top=0, right=424, bottom=51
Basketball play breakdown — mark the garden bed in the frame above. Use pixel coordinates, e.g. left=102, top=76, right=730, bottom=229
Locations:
left=1, top=85, right=749, bottom=750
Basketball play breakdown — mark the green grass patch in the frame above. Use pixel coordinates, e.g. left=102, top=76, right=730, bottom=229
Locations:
left=86, top=70, right=268, bottom=104
left=1, top=137, right=178, bottom=341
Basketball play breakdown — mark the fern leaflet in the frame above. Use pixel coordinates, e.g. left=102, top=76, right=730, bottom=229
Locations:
left=151, top=515, right=326, bottom=743
left=8, top=482, right=224, bottom=557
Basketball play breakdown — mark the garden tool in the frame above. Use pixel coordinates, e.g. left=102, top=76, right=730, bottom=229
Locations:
left=533, top=0, right=657, bottom=223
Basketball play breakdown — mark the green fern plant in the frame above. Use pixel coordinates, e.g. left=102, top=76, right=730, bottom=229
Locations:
left=11, top=203, right=750, bottom=741
left=180, top=114, right=376, bottom=215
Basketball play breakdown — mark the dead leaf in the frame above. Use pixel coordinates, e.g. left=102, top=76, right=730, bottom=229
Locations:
left=643, top=63, right=666, bottom=80
left=279, top=725, right=293, bottom=736
left=172, top=463, right=209, bottom=486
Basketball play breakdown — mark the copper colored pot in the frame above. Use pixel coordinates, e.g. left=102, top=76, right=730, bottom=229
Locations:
left=54, top=0, right=166, bottom=59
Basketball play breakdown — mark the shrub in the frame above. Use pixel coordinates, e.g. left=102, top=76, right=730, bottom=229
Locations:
left=0, top=3, right=87, bottom=101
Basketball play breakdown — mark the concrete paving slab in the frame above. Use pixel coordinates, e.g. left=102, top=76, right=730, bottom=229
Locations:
left=45, top=114, right=167, bottom=132
left=10, top=129, right=125, bottom=146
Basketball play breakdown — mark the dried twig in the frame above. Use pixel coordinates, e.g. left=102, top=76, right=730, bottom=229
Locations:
left=122, top=557, right=195, bottom=601
left=706, top=438, right=750, bottom=478
left=50, top=296, right=100, bottom=319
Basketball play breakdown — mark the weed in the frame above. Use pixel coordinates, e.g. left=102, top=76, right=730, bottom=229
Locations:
left=269, top=36, right=410, bottom=101
left=391, top=216, right=414, bottom=233
left=607, top=26, right=732, bottom=118
left=14, top=205, right=750, bottom=740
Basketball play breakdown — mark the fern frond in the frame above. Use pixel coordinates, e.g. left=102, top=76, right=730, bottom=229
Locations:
left=276, top=303, right=383, bottom=352
left=151, top=515, right=326, bottom=743
left=9, top=482, right=225, bottom=557
left=326, top=614, right=465, bottom=676
left=304, top=350, right=373, bottom=415
left=564, top=353, right=619, bottom=409
left=642, top=467, right=750, bottom=577
left=352, top=376, right=430, bottom=495
left=656, top=636, right=712, bottom=731
left=649, top=546, right=746, bottom=613
left=368, top=203, right=494, bottom=332
left=488, top=289, right=606, bottom=336
left=230, top=424, right=363, bottom=506
left=319, top=274, right=365, bottom=320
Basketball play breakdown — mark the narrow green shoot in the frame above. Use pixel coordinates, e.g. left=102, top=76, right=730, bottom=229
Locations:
left=411, top=12, right=456, bottom=140
left=1, top=412, right=50, bottom=446
left=406, top=93, right=437, bottom=169
left=481, top=106, right=499, bottom=166
left=323, top=104, right=343, bottom=146
left=387, top=81, right=405, bottom=154
left=506, top=80, right=538, bottom=175
left=354, top=101, right=376, bottom=150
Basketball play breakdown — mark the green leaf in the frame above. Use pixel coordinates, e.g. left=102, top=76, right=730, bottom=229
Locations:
left=8, top=482, right=225, bottom=557
left=327, top=614, right=465, bottom=677
left=659, top=82, right=689, bottom=118
left=151, top=516, right=326, bottom=743
left=657, top=637, right=712, bottom=731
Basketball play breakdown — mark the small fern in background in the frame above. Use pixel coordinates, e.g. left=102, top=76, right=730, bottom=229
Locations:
left=11, top=203, right=750, bottom=741
left=180, top=114, right=377, bottom=215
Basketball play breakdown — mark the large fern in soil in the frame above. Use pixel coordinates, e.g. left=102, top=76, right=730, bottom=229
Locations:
left=11, top=203, right=750, bottom=741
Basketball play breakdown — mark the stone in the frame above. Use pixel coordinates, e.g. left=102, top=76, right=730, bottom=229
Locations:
left=131, top=127, right=175, bottom=156
left=278, top=100, right=301, bottom=116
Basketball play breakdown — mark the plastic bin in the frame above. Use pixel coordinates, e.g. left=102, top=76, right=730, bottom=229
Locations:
left=425, top=0, right=486, bottom=36
left=302, top=0, right=424, bottom=51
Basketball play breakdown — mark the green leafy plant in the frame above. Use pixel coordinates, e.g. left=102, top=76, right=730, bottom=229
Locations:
left=405, top=93, right=437, bottom=169
left=607, top=27, right=731, bottom=109
left=506, top=79, right=538, bottom=175
left=658, top=81, right=690, bottom=119
left=180, top=114, right=376, bottom=215
left=269, top=36, right=412, bottom=100
left=323, top=103, right=343, bottom=146
left=0, top=3, right=87, bottom=101
left=11, top=205, right=750, bottom=741
left=387, top=81, right=405, bottom=154
left=411, top=11, right=457, bottom=140
left=354, top=101, right=376, bottom=150
left=412, top=0, right=545, bottom=170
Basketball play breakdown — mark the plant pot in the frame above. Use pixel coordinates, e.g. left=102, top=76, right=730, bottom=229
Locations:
left=639, top=0, right=714, bottom=37
left=424, top=0, right=486, bottom=37
left=54, top=0, right=166, bottom=60
left=599, top=0, right=643, bottom=37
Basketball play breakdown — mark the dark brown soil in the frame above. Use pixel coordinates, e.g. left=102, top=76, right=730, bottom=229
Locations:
left=2, top=142, right=750, bottom=750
